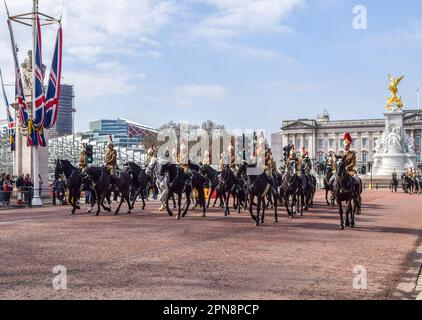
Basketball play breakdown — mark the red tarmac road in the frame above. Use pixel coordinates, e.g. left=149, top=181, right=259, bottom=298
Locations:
left=0, top=190, right=421, bottom=300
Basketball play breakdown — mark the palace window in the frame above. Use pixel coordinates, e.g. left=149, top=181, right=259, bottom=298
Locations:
left=416, top=135, right=421, bottom=147
left=362, top=151, right=368, bottom=163
left=417, top=154, right=421, bottom=163
left=362, top=138, right=368, bottom=148
left=329, top=139, right=335, bottom=148
left=318, top=139, right=324, bottom=149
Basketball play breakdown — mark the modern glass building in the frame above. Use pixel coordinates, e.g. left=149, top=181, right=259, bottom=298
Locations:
left=81, top=118, right=157, bottom=147
left=49, top=84, right=75, bottom=137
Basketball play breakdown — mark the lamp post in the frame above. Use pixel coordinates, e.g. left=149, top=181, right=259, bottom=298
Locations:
left=368, top=161, right=373, bottom=190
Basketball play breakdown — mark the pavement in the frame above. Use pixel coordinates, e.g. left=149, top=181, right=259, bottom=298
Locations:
left=0, top=190, right=421, bottom=300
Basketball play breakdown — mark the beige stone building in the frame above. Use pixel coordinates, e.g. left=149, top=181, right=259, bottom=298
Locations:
left=271, top=110, right=422, bottom=166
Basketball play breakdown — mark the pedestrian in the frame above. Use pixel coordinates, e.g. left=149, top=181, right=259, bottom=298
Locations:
left=38, top=174, right=43, bottom=198
left=3, top=174, right=13, bottom=207
left=0, top=173, right=5, bottom=206
left=15, top=174, right=25, bottom=206
left=24, top=174, right=34, bottom=207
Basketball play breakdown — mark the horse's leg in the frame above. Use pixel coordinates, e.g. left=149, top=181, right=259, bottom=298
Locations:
left=70, top=190, right=77, bottom=214
left=125, top=191, right=132, bottom=214
left=100, top=190, right=112, bottom=212
left=95, top=193, right=102, bottom=216
left=199, top=188, right=206, bottom=218
left=182, top=191, right=191, bottom=218
left=141, top=190, right=146, bottom=210
left=88, top=190, right=96, bottom=213
left=225, top=192, right=231, bottom=216
left=172, top=194, right=177, bottom=209
left=249, top=193, right=256, bottom=222
left=115, top=192, right=124, bottom=215
left=256, top=195, right=261, bottom=226
left=351, top=199, right=356, bottom=228
left=130, top=188, right=141, bottom=209
left=345, top=199, right=351, bottom=227
left=206, top=187, right=213, bottom=208
left=261, top=195, right=266, bottom=224
left=273, top=190, right=278, bottom=223
left=219, top=191, right=224, bottom=208
left=284, top=192, right=293, bottom=218
left=338, top=199, right=344, bottom=230
left=177, top=192, right=182, bottom=220
left=166, top=191, right=173, bottom=217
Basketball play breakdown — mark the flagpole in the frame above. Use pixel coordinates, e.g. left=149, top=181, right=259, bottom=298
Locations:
left=418, top=81, right=420, bottom=110
left=32, top=0, right=42, bottom=206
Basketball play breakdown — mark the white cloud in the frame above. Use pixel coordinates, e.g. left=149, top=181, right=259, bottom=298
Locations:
left=65, top=62, right=144, bottom=98
left=180, top=84, right=228, bottom=99
left=193, top=0, right=304, bottom=40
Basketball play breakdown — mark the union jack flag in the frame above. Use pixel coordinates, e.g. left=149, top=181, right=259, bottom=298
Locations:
left=33, top=14, right=45, bottom=128
left=0, top=68, right=16, bottom=151
left=7, top=19, right=29, bottom=128
left=44, top=24, right=62, bottom=129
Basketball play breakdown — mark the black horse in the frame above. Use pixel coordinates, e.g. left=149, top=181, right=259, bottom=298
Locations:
left=402, top=174, right=414, bottom=194
left=323, top=166, right=335, bottom=207
left=281, top=160, right=304, bottom=217
left=301, top=160, right=317, bottom=210
left=200, top=164, right=224, bottom=209
left=84, top=166, right=112, bottom=216
left=238, top=163, right=278, bottom=226
left=333, top=156, right=362, bottom=230
left=55, top=159, right=84, bottom=214
left=219, top=165, right=238, bottom=216
left=160, top=162, right=192, bottom=219
left=124, top=162, right=153, bottom=211
left=391, top=175, right=399, bottom=193
left=110, top=172, right=133, bottom=215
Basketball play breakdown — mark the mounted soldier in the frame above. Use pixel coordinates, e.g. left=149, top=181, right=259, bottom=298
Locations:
left=301, top=147, right=312, bottom=174
left=288, top=145, right=300, bottom=172
left=145, top=144, right=156, bottom=167
left=338, top=133, right=357, bottom=176
left=79, top=145, right=88, bottom=172
left=105, top=135, right=117, bottom=176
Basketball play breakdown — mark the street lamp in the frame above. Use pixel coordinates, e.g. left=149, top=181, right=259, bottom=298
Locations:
left=368, top=161, right=373, bottom=190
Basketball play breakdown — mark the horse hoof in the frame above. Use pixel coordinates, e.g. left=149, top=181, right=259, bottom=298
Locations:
left=128, top=211, right=131, bottom=214
left=339, top=225, right=344, bottom=230
left=176, top=216, right=181, bottom=220
left=345, top=221, right=351, bottom=227
left=114, top=212, right=119, bottom=216
left=76, top=206, right=81, bottom=210
left=96, top=213, right=100, bottom=216
left=255, top=222, right=260, bottom=227
left=274, top=219, right=278, bottom=223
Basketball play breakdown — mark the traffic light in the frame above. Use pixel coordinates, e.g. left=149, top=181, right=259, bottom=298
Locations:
left=86, top=145, right=93, bottom=164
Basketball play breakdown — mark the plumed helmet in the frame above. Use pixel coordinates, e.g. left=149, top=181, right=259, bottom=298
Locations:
left=344, top=132, right=353, bottom=146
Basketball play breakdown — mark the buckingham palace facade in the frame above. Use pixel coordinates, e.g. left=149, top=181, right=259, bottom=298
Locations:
left=271, top=110, right=422, bottom=166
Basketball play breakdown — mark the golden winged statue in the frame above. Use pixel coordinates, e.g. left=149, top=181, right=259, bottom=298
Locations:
left=386, top=74, right=404, bottom=112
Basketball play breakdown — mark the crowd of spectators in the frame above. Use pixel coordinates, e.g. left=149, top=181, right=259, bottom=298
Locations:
left=0, top=173, right=35, bottom=207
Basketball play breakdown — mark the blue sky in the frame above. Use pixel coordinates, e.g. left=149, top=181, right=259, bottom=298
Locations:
left=1, top=0, right=422, bottom=136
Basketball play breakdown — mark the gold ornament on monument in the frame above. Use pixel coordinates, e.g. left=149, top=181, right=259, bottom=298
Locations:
left=386, top=74, right=404, bottom=112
